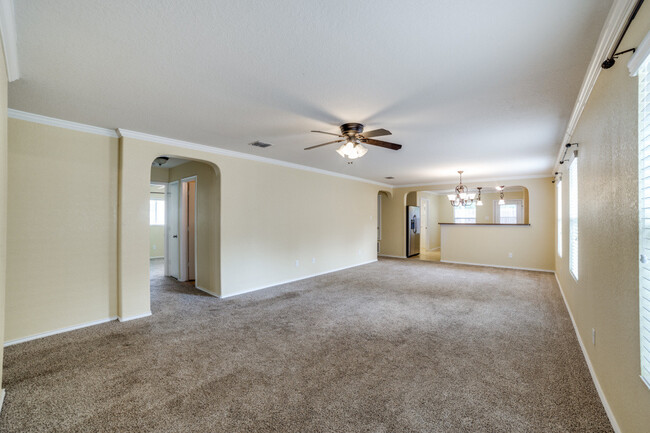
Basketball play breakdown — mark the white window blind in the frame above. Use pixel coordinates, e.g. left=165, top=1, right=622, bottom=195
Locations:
left=557, top=180, right=562, bottom=257
left=569, top=158, right=578, bottom=280
left=454, top=203, right=476, bottom=224
left=637, top=53, right=650, bottom=388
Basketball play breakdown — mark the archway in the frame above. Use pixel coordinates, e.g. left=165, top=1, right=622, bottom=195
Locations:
left=149, top=156, right=221, bottom=303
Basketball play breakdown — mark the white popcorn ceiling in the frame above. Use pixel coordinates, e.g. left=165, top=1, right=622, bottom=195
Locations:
left=8, top=0, right=612, bottom=185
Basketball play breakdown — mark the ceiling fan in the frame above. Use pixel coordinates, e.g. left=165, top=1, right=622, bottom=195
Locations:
left=305, top=123, right=402, bottom=159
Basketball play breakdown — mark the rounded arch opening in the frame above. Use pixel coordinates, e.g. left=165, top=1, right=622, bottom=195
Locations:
left=148, top=155, right=221, bottom=302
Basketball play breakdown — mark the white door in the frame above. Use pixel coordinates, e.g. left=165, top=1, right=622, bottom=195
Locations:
left=187, top=180, right=196, bottom=281
left=167, top=181, right=180, bottom=278
left=179, top=176, right=197, bottom=283
left=420, top=199, right=429, bottom=250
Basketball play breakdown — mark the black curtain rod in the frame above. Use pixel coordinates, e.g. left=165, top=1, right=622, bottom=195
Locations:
left=602, top=0, right=645, bottom=69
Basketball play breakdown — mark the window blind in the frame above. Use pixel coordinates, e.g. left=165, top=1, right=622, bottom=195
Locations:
left=638, top=55, right=650, bottom=387
left=557, top=180, right=562, bottom=257
left=454, top=203, right=476, bottom=224
left=569, top=158, right=578, bottom=280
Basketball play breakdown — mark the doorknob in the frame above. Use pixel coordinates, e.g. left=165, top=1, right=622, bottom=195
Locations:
left=173, top=235, right=178, bottom=238
left=641, top=254, right=647, bottom=264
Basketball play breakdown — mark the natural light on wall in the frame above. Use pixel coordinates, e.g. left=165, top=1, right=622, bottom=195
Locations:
left=569, top=157, right=578, bottom=280
left=632, top=31, right=650, bottom=389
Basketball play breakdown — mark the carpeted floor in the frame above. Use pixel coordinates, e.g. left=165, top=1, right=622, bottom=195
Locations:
left=0, top=258, right=612, bottom=432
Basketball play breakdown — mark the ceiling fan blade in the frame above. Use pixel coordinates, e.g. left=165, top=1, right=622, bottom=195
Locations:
left=304, top=139, right=345, bottom=150
left=311, top=130, right=344, bottom=137
left=363, top=138, right=402, bottom=150
left=362, top=128, right=392, bottom=138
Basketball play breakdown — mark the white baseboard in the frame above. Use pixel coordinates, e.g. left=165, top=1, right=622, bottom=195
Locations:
left=378, top=254, right=407, bottom=259
left=150, top=256, right=164, bottom=259
left=219, top=259, right=378, bottom=299
left=117, top=311, right=152, bottom=322
left=553, top=273, right=620, bottom=433
left=4, top=316, right=118, bottom=347
left=0, top=389, right=5, bottom=414
left=440, top=260, right=553, bottom=273
left=194, top=285, right=218, bottom=297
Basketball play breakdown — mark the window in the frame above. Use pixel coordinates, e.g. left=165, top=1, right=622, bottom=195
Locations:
left=454, top=203, right=476, bottom=224
left=499, top=204, right=517, bottom=224
left=150, top=199, right=165, bottom=225
left=569, top=157, right=578, bottom=280
left=636, top=45, right=650, bottom=388
left=557, top=180, right=562, bottom=257
left=493, top=199, right=523, bottom=224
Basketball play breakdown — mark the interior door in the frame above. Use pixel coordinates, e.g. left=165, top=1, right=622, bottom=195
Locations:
left=187, top=180, right=196, bottom=280
left=167, top=180, right=180, bottom=278
left=421, top=199, right=429, bottom=250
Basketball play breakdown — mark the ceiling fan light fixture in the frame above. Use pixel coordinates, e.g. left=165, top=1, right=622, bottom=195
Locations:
left=336, top=140, right=367, bottom=159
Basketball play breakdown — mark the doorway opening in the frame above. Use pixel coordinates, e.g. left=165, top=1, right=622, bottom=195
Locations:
left=149, top=182, right=167, bottom=278
left=405, top=191, right=441, bottom=262
left=377, top=190, right=391, bottom=255
left=149, top=156, right=220, bottom=298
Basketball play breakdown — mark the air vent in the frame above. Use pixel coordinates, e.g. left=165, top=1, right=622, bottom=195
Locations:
left=385, top=176, right=394, bottom=179
left=249, top=141, right=272, bottom=148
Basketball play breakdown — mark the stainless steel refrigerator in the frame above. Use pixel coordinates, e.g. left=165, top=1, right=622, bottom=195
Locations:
left=406, top=206, right=420, bottom=257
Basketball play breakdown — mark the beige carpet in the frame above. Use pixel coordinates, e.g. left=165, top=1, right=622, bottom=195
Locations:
left=0, top=258, right=612, bottom=432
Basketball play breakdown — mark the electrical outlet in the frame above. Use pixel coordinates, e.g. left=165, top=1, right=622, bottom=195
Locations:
left=358, top=249, right=361, bottom=256
left=508, top=252, right=513, bottom=258
left=312, top=257, right=316, bottom=264
left=295, top=260, right=299, bottom=267
left=592, top=328, right=596, bottom=346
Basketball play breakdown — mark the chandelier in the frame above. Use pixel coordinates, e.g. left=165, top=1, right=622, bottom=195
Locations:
left=497, top=185, right=506, bottom=204
left=448, top=171, right=479, bottom=207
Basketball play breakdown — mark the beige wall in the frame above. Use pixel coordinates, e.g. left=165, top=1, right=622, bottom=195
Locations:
left=150, top=166, right=169, bottom=183
left=437, top=190, right=526, bottom=224
left=5, top=121, right=382, bottom=336
left=381, top=178, right=552, bottom=270
left=555, top=3, right=650, bottom=431
left=118, top=137, right=381, bottom=319
left=0, top=43, right=8, bottom=387
left=149, top=225, right=164, bottom=258
left=441, top=179, right=552, bottom=270
left=168, top=161, right=220, bottom=293
left=6, top=118, right=119, bottom=342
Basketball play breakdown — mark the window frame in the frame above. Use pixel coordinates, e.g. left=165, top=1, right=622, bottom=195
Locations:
left=632, top=33, right=650, bottom=389
left=453, top=203, right=476, bottom=224
left=569, top=156, right=578, bottom=281
left=150, top=198, right=165, bottom=226
left=557, top=180, right=562, bottom=257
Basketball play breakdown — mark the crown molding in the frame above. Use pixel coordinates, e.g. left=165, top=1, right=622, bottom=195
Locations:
left=0, top=0, right=19, bottom=81
left=628, top=30, right=650, bottom=76
left=8, top=109, right=119, bottom=137
left=554, top=0, right=638, bottom=171
left=393, top=173, right=552, bottom=189
left=117, top=128, right=393, bottom=188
